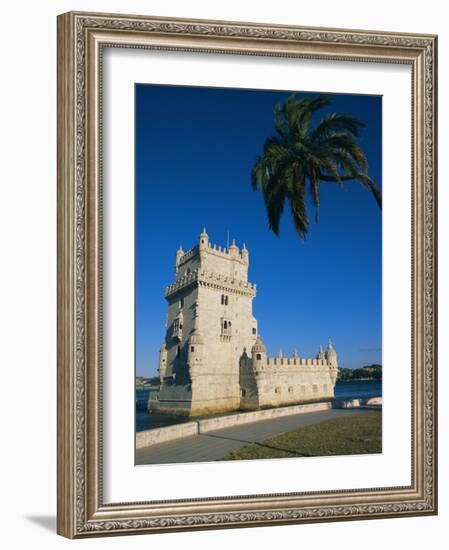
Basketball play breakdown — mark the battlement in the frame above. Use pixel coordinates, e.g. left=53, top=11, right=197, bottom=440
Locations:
left=263, top=356, right=329, bottom=368
left=178, top=246, right=199, bottom=265
left=172, top=230, right=253, bottom=292
left=178, top=240, right=248, bottom=265
left=206, top=241, right=248, bottom=262
left=176, top=230, right=249, bottom=274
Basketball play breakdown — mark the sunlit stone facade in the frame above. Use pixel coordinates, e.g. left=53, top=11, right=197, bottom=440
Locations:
left=148, top=230, right=338, bottom=416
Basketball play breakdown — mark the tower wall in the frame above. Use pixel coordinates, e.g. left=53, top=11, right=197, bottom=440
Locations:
left=148, top=283, right=199, bottom=415
left=189, top=283, right=257, bottom=415
left=253, top=363, right=335, bottom=408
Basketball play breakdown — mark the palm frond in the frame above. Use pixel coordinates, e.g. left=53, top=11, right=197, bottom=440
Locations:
left=263, top=174, right=287, bottom=236
left=251, top=93, right=381, bottom=242
left=319, top=135, right=368, bottom=172
left=354, top=174, right=382, bottom=208
left=310, top=113, right=365, bottom=142
left=297, top=96, right=331, bottom=136
left=287, top=181, right=308, bottom=241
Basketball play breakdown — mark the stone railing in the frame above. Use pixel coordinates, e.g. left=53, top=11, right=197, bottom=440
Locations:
left=136, top=401, right=333, bottom=449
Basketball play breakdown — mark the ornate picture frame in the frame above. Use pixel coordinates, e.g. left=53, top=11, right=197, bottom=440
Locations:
left=57, top=11, right=437, bottom=538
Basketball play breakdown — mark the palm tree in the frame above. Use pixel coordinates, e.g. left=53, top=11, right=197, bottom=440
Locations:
left=251, top=94, right=381, bottom=241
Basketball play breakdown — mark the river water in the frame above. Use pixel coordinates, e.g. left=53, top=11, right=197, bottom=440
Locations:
left=135, top=379, right=382, bottom=433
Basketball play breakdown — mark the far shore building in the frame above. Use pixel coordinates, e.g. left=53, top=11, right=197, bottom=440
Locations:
left=148, top=229, right=339, bottom=416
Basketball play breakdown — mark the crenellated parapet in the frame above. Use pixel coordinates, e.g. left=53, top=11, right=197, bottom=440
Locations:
left=264, top=356, right=329, bottom=367
left=176, top=238, right=248, bottom=266
left=177, top=246, right=198, bottom=266
left=204, top=241, right=248, bottom=264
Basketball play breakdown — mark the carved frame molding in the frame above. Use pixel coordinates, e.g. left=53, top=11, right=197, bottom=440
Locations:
left=57, top=11, right=437, bottom=538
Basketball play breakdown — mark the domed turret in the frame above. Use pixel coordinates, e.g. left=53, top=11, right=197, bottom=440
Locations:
left=326, top=339, right=337, bottom=365
left=187, top=300, right=203, bottom=380
left=326, top=339, right=338, bottom=385
left=317, top=345, right=325, bottom=361
left=251, top=335, right=266, bottom=354
left=251, top=336, right=267, bottom=370
left=188, top=333, right=202, bottom=370
left=228, top=238, right=239, bottom=258
left=199, top=227, right=209, bottom=249
left=158, top=344, right=168, bottom=382
left=189, top=330, right=203, bottom=345
left=241, top=243, right=249, bottom=264
left=175, top=245, right=184, bottom=275
left=187, top=329, right=203, bottom=380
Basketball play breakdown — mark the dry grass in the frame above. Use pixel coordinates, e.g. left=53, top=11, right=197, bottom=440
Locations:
left=221, top=410, right=382, bottom=461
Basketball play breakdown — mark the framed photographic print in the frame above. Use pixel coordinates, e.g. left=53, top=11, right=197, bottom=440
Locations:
left=57, top=11, right=438, bottom=538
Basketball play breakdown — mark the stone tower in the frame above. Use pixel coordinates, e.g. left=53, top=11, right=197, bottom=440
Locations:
left=148, top=230, right=339, bottom=416
left=149, top=229, right=258, bottom=416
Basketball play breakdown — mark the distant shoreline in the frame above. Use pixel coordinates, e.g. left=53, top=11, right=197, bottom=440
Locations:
left=136, top=376, right=382, bottom=386
left=136, top=370, right=382, bottom=388
left=337, top=364, right=382, bottom=382
left=338, top=377, right=382, bottom=382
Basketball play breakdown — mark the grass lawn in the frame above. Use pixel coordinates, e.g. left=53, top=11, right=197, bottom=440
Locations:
left=221, top=410, right=382, bottom=461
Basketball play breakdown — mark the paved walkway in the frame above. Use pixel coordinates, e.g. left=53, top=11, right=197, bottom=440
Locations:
left=136, top=407, right=368, bottom=465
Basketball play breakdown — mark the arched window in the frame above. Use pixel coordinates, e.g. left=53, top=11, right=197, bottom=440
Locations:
left=221, top=318, right=232, bottom=338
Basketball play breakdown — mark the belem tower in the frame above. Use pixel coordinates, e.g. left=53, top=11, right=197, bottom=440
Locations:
left=148, top=229, right=339, bottom=416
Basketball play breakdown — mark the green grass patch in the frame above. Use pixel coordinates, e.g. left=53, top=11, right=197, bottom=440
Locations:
left=221, top=411, right=382, bottom=461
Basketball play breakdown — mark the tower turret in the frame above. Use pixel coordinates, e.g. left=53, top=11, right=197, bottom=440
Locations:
left=199, top=227, right=209, bottom=250
left=158, top=344, right=168, bottom=383
left=317, top=345, right=325, bottom=361
left=251, top=335, right=267, bottom=371
left=326, top=339, right=339, bottom=385
left=175, top=245, right=184, bottom=275
left=187, top=300, right=203, bottom=380
left=229, top=238, right=239, bottom=258
left=241, top=243, right=249, bottom=264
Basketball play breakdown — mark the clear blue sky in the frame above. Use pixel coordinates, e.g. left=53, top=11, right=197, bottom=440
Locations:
left=135, top=84, right=382, bottom=377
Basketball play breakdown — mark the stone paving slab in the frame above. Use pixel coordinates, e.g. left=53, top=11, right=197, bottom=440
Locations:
left=135, top=408, right=366, bottom=465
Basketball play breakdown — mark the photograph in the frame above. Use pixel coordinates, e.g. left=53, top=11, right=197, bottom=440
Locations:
left=134, top=84, right=383, bottom=465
